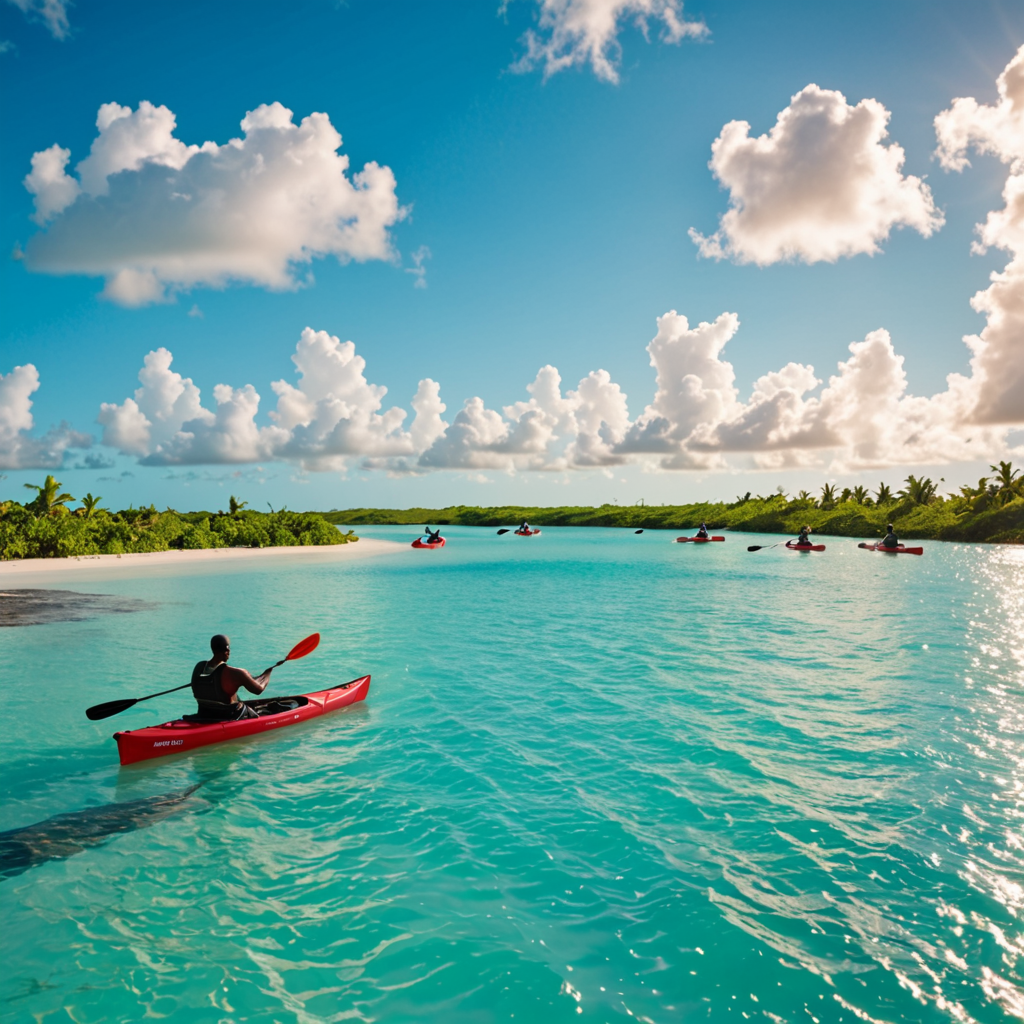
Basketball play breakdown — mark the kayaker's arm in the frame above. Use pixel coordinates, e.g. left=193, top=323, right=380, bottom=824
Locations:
left=222, top=664, right=273, bottom=697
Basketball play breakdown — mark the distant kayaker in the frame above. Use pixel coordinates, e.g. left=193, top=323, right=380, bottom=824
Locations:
left=191, top=634, right=271, bottom=720
left=425, top=527, right=442, bottom=544
left=880, top=524, right=900, bottom=549
left=796, top=525, right=812, bottom=546
left=519, top=520, right=531, bottom=533
left=696, top=522, right=709, bottom=539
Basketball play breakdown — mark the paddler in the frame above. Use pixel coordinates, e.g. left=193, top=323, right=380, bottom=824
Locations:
left=695, top=521, right=709, bottom=539
left=424, top=527, right=442, bottom=544
left=880, top=523, right=900, bottom=549
left=796, top=525, right=812, bottom=546
left=191, top=634, right=271, bottom=720
left=519, top=519, right=531, bottom=534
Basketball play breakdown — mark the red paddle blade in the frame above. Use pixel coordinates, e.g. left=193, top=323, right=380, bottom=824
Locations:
left=286, top=633, right=320, bottom=661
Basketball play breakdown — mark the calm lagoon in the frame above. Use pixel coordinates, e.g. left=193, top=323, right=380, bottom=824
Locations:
left=1, top=526, right=1022, bottom=1023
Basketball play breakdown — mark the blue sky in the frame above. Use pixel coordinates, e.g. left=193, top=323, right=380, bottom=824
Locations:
left=2, top=0, right=1023, bottom=511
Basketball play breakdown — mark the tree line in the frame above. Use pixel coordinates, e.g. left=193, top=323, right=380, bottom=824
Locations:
left=1, top=477, right=356, bottom=560
left=324, top=464, right=1024, bottom=543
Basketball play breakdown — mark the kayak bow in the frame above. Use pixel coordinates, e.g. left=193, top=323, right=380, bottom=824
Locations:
left=113, top=677, right=370, bottom=765
left=676, top=536, right=725, bottom=543
left=412, top=537, right=445, bottom=548
left=514, top=528, right=542, bottom=536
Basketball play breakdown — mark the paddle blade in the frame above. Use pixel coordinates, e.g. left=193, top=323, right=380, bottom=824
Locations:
left=634, top=529, right=644, bottom=534
left=285, top=633, right=320, bottom=661
left=496, top=528, right=510, bottom=535
left=747, top=545, right=763, bottom=552
left=86, top=698, right=138, bottom=721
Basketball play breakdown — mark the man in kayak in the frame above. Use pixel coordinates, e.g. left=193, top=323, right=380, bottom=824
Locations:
left=520, top=519, right=531, bottom=533
left=795, top=525, right=812, bottom=546
left=424, top=527, right=442, bottom=544
left=191, top=634, right=272, bottom=720
left=696, top=521, right=709, bottom=539
left=880, top=524, right=900, bottom=549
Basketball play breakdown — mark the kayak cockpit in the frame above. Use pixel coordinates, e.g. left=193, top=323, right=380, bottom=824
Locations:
left=181, top=695, right=310, bottom=724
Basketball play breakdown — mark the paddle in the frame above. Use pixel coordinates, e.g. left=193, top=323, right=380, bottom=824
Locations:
left=634, top=529, right=644, bottom=534
left=85, top=633, right=321, bottom=721
left=747, top=542, right=784, bottom=552
left=496, top=529, right=510, bottom=535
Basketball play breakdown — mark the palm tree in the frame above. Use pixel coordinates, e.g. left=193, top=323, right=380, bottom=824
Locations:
left=23, top=475, right=75, bottom=515
left=797, top=490, right=812, bottom=502
left=818, top=483, right=837, bottom=510
left=874, top=483, right=893, bottom=505
left=839, top=487, right=852, bottom=503
left=959, top=477, right=988, bottom=500
left=229, top=495, right=248, bottom=514
left=899, top=475, right=937, bottom=505
left=989, top=462, right=1021, bottom=506
left=79, top=493, right=104, bottom=518
left=851, top=485, right=870, bottom=505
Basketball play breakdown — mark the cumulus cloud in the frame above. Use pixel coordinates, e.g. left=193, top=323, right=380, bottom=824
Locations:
left=512, top=0, right=706, bottom=84
left=88, top=306, right=1019, bottom=478
left=690, top=85, right=943, bottom=265
left=0, top=363, right=91, bottom=469
left=935, top=45, right=1024, bottom=426
left=6, top=0, right=70, bottom=40
left=22, top=100, right=405, bottom=305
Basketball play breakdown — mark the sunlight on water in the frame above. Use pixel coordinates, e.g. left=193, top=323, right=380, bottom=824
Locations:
left=1, top=528, right=1022, bottom=1023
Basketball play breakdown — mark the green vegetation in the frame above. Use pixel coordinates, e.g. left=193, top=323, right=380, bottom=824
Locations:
left=1, top=479, right=357, bottom=560
left=324, top=466, right=1024, bottom=544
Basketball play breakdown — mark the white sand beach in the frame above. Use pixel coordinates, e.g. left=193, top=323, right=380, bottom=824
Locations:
left=0, top=538, right=406, bottom=582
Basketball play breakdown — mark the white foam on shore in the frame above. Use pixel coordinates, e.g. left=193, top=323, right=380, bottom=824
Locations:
left=0, top=538, right=406, bottom=582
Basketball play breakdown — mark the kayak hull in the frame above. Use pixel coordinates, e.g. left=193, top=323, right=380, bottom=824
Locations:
left=113, top=676, right=370, bottom=766
left=514, top=529, right=541, bottom=536
left=861, top=543, right=923, bottom=555
left=412, top=537, right=445, bottom=548
left=786, top=542, right=826, bottom=552
left=676, top=536, right=725, bottom=543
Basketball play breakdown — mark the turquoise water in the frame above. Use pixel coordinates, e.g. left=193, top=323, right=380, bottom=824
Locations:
left=2, top=527, right=1023, bottom=1023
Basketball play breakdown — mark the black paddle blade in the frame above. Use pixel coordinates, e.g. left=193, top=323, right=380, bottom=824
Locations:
left=634, top=529, right=644, bottom=534
left=86, top=697, right=138, bottom=721
left=747, top=545, right=763, bottom=552
left=496, top=528, right=510, bottom=535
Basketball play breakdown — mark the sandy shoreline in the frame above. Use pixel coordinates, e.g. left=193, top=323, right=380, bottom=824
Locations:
left=0, top=538, right=406, bottom=581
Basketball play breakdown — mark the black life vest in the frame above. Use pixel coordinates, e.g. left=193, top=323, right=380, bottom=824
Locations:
left=191, top=661, right=239, bottom=719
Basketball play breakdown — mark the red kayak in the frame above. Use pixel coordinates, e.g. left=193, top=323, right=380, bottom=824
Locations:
left=113, top=677, right=370, bottom=766
left=412, top=537, right=445, bottom=549
left=786, top=541, right=826, bottom=552
left=860, top=542, right=923, bottom=556
left=514, top=528, right=541, bottom=536
left=676, top=536, right=725, bottom=543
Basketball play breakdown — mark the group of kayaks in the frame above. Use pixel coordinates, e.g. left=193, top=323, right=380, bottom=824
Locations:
left=411, top=526, right=540, bottom=548
left=104, top=523, right=920, bottom=767
left=671, top=532, right=924, bottom=555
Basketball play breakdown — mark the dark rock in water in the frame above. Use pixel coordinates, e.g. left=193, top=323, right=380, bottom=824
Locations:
left=0, top=784, right=203, bottom=879
left=0, top=589, right=155, bottom=627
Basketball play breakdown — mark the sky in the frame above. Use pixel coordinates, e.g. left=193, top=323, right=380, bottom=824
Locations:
left=1, top=0, right=1023, bottom=512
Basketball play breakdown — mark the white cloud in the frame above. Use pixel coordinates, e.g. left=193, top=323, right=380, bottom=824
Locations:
left=0, top=363, right=91, bottom=469
left=6, top=0, right=70, bottom=40
left=405, top=245, right=431, bottom=289
left=512, top=0, right=706, bottom=84
left=690, top=85, right=943, bottom=265
left=935, top=45, right=1024, bottom=426
left=23, top=101, right=406, bottom=306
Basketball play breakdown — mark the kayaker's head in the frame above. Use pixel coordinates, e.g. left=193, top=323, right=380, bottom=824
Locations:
left=887, top=523, right=894, bottom=532
left=211, top=634, right=230, bottom=661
